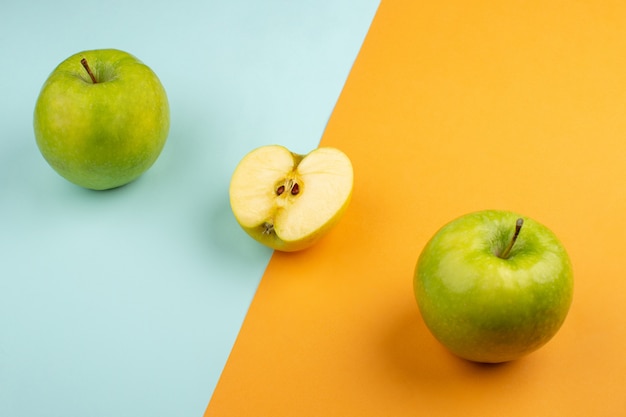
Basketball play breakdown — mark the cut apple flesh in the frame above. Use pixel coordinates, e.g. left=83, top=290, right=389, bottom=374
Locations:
left=229, top=145, right=353, bottom=250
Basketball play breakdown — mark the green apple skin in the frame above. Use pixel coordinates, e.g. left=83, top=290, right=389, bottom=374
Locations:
left=414, top=210, right=574, bottom=363
left=34, top=49, right=170, bottom=190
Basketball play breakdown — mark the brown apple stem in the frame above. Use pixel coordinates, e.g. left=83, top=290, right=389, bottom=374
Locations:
left=80, top=58, right=98, bottom=84
left=499, top=218, right=524, bottom=259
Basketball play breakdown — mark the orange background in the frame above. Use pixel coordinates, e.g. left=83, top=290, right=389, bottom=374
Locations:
left=206, top=1, right=626, bottom=415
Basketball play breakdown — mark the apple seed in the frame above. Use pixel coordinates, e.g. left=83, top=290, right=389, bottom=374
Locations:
left=276, top=179, right=300, bottom=196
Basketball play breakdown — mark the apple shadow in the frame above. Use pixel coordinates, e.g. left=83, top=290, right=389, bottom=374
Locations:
left=147, top=96, right=274, bottom=264
left=380, top=304, right=521, bottom=392
left=202, top=189, right=273, bottom=262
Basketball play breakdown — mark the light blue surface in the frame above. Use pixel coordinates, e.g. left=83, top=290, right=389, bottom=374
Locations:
left=0, top=1, right=378, bottom=415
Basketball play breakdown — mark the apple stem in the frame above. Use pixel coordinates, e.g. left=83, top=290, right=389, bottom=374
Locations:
left=80, top=58, right=98, bottom=84
left=499, top=218, right=524, bottom=259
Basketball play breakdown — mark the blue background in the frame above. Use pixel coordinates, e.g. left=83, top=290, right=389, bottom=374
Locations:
left=0, top=1, right=378, bottom=415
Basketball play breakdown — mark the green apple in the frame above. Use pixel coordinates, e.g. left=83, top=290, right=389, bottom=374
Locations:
left=33, top=49, right=170, bottom=190
left=414, top=210, right=574, bottom=363
left=229, top=145, right=353, bottom=251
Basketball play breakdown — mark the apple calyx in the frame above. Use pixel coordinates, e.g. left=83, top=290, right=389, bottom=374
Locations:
left=80, top=58, right=98, bottom=84
left=262, top=222, right=274, bottom=235
left=498, top=218, right=524, bottom=259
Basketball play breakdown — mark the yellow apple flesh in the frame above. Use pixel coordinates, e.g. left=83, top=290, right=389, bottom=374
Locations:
left=229, top=145, right=353, bottom=251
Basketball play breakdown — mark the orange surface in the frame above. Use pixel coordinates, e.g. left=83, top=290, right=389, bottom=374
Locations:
left=206, top=1, right=626, bottom=415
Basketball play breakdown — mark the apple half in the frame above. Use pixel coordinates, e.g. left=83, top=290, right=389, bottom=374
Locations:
left=229, top=145, right=353, bottom=251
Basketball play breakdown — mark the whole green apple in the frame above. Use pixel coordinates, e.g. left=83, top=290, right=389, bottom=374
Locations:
left=33, top=49, right=170, bottom=190
left=414, top=210, right=573, bottom=363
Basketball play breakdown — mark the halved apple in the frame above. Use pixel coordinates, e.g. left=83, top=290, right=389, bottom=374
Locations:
left=229, top=145, right=354, bottom=251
